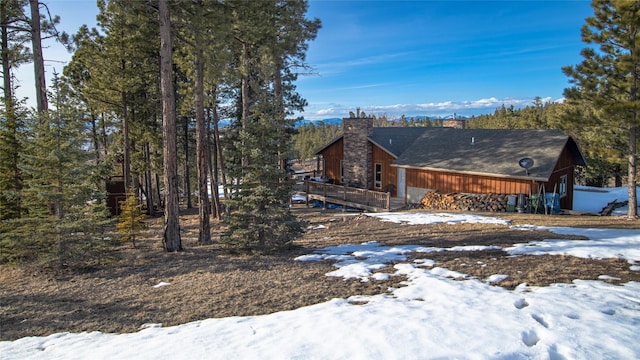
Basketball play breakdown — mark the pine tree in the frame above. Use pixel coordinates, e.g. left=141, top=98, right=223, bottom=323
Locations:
left=116, top=187, right=146, bottom=248
left=220, top=0, right=319, bottom=253
left=0, top=99, right=27, bottom=220
left=221, top=108, right=304, bottom=253
left=173, top=0, right=230, bottom=244
left=562, top=0, right=640, bottom=218
left=1, top=0, right=29, bottom=220
left=1, top=72, right=113, bottom=267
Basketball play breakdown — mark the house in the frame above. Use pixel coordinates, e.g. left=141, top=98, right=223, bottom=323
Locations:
left=314, top=112, right=586, bottom=210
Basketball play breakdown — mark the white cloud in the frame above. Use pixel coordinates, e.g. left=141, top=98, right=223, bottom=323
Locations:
left=300, top=97, right=547, bottom=121
left=316, top=108, right=335, bottom=116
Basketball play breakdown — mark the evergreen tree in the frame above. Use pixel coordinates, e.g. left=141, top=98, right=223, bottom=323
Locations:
left=292, top=121, right=340, bottom=161
left=66, top=2, right=163, bottom=216
left=220, top=0, right=319, bottom=253
left=87, top=0, right=161, bottom=190
left=172, top=0, right=231, bottom=244
left=221, top=107, right=304, bottom=253
left=562, top=0, right=640, bottom=218
left=116, top=187, right=146, bottom=248
left=0, top=100, right=26, bottom=220
left=1, top=72, right=112, bottom=267
left=1, top=0, right=29, bottom=220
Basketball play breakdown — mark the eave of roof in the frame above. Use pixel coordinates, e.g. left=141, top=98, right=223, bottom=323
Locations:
left=313, top=134, right=343, bottom=155
left=368, top=138, right=398, bottom=159
left=390, top=164, right=549, bottom=182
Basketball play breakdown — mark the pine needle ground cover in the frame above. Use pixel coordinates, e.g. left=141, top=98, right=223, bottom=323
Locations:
left=1, top=207, right=639, bottom=340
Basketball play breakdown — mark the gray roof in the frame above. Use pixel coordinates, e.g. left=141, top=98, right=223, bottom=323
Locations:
left=392, top=128, right=586, bottom=181
left=369, top=127, right=429, bottom=157
left=313, top=126, right=429, bottom=157
left=315, top=126, right=586, bottom=181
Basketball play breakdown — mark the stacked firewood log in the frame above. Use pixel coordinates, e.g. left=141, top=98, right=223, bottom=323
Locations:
left=420, top=191, right=510, bottom=212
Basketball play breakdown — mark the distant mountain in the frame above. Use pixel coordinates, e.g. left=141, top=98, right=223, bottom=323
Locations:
left=218, top=118, right=341, bottom=128
left=223, top=115, right=471, bottom=128
left=295, top=118, right=342, bottom=127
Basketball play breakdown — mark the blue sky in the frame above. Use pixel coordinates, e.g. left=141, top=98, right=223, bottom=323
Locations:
left=15, top=0, right=594, bottom=121
left=298, top=0, right=594, bottom=120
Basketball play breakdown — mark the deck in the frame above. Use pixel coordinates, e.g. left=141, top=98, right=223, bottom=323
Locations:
left=303, top=180, right=406, bottom=212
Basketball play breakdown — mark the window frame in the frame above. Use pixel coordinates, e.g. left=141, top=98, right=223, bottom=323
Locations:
left=374, top=163, right=382, bottom=189
left=559, top=174, right=567, bottom=198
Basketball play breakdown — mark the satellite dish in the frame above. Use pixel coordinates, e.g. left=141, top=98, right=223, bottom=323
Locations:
left=518, top=157, right=534, bottom=169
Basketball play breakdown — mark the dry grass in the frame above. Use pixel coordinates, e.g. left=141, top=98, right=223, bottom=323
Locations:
left=1, top=207, right=639, bottom=341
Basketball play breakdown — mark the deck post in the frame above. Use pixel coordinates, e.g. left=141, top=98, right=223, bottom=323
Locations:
left=323, top=183, right=327, bottom=209
left=386, top=192, right=391, bottom=210
left=305, top=181, right=309, bottom=207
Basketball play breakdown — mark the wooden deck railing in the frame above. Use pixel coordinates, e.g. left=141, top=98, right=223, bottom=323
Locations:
left=304, top=180, right=391, bottom=211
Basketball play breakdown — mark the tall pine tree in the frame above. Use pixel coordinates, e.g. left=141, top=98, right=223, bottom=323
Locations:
left=563, top=0, right=640, bottom=218
left=220, top=0, right=319, bottom=253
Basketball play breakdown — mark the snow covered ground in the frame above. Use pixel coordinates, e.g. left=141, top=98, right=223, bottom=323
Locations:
left=2, top=186, right=640, bottom=359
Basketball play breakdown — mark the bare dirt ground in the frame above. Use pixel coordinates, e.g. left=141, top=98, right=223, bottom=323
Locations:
left=2, top=207, right=639, bottom=341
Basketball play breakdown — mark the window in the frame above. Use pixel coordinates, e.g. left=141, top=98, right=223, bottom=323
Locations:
left=374, top=163, right=382, bottom=189
left=340, top=160, right=344, bottom=184
left=559, top=175, right=567, bottom=197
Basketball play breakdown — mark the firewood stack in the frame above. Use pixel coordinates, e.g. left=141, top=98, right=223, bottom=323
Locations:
left=420, top=191, right=509, bottom=212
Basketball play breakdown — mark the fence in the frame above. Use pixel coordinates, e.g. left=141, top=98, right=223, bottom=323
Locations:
left=304, top=180, right=391, bottom=211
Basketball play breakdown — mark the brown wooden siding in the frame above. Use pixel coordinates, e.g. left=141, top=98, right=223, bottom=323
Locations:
left=318, top=138, right=343, bottom=184
left=405, top=169, right=534, bottom=195
left=543, top=145, right=575, bottom=209
left=371, top=145, right=397, bottom=195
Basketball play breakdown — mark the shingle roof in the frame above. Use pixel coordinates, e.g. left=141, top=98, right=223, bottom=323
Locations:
left=315, top=126, right=586, bottom=181
left=369, top=127, right=429, bottom=157
left=391, top=128, right=586, bottom=181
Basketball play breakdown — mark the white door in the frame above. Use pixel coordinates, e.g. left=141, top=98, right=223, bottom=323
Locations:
left=397, top=168, right=406, bottom=199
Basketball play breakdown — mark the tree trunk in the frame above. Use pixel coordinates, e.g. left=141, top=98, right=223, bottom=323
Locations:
left=273, top=58, right=288, bottom=174
left=183, top=117, right=192, bottom=208
left=194, top=46, right=210, bottom=243
left=90, top=113, right=100, bottom=162
left=240, top=42, right=251, bottom=173
left=144, top=142, right=154, bottom=216
left=213, top=104, right=228, bottom=200
left=628, top=123, right=637, bottom=218
left=628, top=62, right=638, bottom=219
left=1, top=1, right=12, bottom=103
left=207, top=106, right=220, bottom=219
left=100, top=112, right=108, bottom=156
left=241, top=42, right=251, bottom=123
left=121, top=90, right=131, bottom=188
left=159, top=0, right=181, bottom=252
left=29, top=0, right=47, bottom=113
left=155, top=172, right=162, bottom=208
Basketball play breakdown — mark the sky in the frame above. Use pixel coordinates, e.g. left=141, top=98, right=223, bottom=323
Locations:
left=2, top=186, right=640, bottom=359
left=14, top=1, right=595, bottom=120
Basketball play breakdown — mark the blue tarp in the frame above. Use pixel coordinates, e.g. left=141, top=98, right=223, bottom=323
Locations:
left=544, top=193, right=560, bottom=214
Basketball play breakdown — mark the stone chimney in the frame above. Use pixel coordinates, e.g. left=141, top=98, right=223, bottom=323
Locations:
left=442, top=112, right=466, bottom=129
left=343, top=109, right=373, bottom=188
